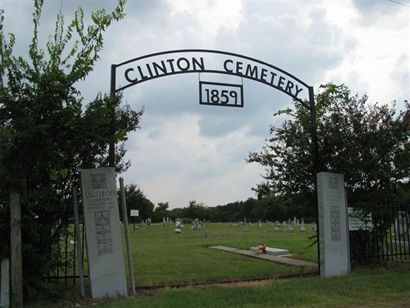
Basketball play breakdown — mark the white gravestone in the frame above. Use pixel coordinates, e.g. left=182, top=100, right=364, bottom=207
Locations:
left=175, top=218, right=182, bottom=233
left=300, top=218, right=306, bottom=232
left=287, top=219, right=293, bottom=231
left=317, top=172, right=350, bottom=277
left=81, top=168, right=127, bottom=299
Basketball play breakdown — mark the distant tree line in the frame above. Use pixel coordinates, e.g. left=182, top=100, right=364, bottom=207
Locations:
left=121, top=182, right=409, bottom=224
left=119, top=187, right=316, bottom=223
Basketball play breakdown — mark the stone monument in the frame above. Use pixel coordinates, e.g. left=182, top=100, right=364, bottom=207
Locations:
left=81, top=168, right=127, bottom=298
left=300, top=218, right=306, bottom=232
left=175, top=218, right=182, bottom=233
left=287, top=219, right=293, bottom=231
left=317, top=172, right=350, bottom=277
left=192, top=218, right=202, bottom=230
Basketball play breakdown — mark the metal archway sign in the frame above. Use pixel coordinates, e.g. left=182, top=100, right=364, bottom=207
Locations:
left=111, top=49, right=312, bottom=103
left=109, top=48, right=321, bottom=271
left=109, top=49, right=318, bottom=173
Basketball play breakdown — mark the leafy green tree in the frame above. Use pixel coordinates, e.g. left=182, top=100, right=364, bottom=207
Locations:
left=247, top=83, right=410, bottom=209
left=169, top=207, right=184, bottom=221
left=185, top=200, right=208, bottom=220
left=153, top=202, right=169, bottom=222
left=120, top=184, right=154, bottom=221
left=0, top=0, right=144, bottom=296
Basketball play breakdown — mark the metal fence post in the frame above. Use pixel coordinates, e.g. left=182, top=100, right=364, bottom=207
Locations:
left=1, top=258, right=10, bottom=308
left=119, top=178, right=136, bottom=295
left=10, top=193, right=23, bottom=308
left=72, top=189, right=85, bottom=297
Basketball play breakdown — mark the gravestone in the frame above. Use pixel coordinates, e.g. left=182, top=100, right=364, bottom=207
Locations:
left=317, top=172, right=350, bottom=277
left=175, top=218, right=182, bottom=233
left=300, top=218, right=306, bottom=232
left=287, top=220, right=293, bottom=232
left=81, top=168, right=127, bottom=298
left=192, top=218, right=202, bottom=230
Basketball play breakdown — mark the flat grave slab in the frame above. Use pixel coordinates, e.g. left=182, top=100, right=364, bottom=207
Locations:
left=210, top=245, right=318, bottom=272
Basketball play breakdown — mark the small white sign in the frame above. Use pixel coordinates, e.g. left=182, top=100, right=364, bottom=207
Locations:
left=348, top=207, right=373, bottom=231
left=130, top=209, right=139, bottom=217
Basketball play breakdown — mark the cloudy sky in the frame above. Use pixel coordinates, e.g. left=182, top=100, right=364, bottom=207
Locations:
left=2, top=0, right=409, bottom=208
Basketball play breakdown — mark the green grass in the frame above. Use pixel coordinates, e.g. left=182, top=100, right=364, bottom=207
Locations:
left=124, top=222, right=317, bottom=286
left=109, top=268, right=410, bottom=308
left=31, top=266, right=410, bottom=307
left=62, top=222, right=316, bottom=287
left=26, top=223, right=410, bottom=307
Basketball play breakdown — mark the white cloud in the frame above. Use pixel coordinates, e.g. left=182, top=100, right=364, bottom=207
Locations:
left=322, top=0, right=410, bottom=102
left=168, top=0, right=244, bottom=45
left=3, top=0, right=409, bottom=208
left=123, top=114, right=265, bottom=207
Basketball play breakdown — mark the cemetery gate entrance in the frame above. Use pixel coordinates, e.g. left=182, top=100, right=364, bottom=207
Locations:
left=45, top=49, right=409, bottom=285
left=108, top=48, right=322, bottom=269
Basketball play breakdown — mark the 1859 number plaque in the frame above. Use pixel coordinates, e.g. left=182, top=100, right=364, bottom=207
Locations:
left=199, top=81, right=243, bottom=107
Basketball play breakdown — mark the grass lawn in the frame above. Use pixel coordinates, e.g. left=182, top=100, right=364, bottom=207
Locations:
left=25, top=222, right=410, bottom=307
left=30, top=265, right=410, bottom=307
left=125, top=222, right=317, bottom=286
left=95, top=267, right=410, bottom=307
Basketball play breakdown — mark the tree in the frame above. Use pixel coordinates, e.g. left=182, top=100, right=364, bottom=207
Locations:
left=0, top=0, right=144, bottom=295
left=153, top=202, right=169, bottom=222
left=120, top=184, right=154, bottom=221
left=185, top=200, right=208, bottom=220
left=247, top=83, right=410, bottom=209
